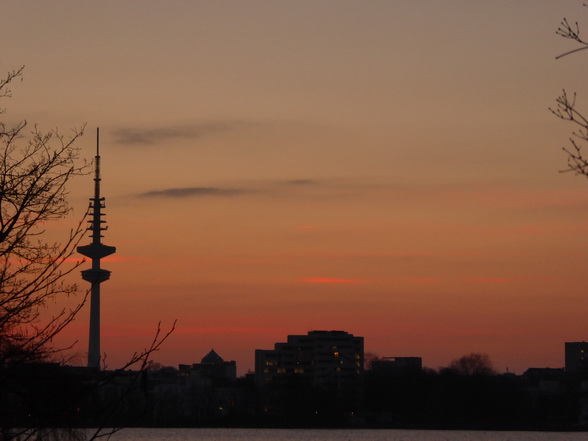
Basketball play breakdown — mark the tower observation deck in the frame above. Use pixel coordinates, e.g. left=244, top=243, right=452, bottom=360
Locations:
left=77, top=128, right=116, bottom=369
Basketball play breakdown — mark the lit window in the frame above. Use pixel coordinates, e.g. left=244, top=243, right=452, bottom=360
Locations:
left=277, top=368, right=286, bottom=374
left=334, top=351, right=339, bottom=357
left=336, top=367, right=341, bottom=372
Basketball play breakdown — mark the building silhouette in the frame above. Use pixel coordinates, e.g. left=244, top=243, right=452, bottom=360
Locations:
left=77, top=128, right=116, bottom=369
left=565, top=341, right=588, bottom=375
left=254, top=330, right=364, bottom=424
left=371, top=356, right=422, bottom=375
left=255, top=330, right=364, bottom=389
left=179, top=349, right=237, bottom=383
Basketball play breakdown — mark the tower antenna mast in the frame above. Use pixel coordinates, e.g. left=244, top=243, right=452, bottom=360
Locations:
left=78, top=128, right=116, bottom=369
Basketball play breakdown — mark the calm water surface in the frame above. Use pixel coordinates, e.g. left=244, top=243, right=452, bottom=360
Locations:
left=103, top=428, right=588, bottom=441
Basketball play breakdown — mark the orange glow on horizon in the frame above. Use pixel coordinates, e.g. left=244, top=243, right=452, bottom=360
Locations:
left=296, top=225, right=322, bottom=231
left=461, top=277, right=512, bottom=283
left=8, top=0, right=586, bottom=376
left=174, top=326, right=291, bottom=335
left=397, top=277, right=440, bottom=284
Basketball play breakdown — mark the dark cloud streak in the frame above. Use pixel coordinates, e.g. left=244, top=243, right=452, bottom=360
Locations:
left=138, top=187, right=248, bottom=198
left=284, top=179, right=316, bottom=186
left=112, top=122, right=248, bottom=145
left=136, top=179, right=330, bottom=200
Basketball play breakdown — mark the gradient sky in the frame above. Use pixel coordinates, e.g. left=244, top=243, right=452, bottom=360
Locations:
left=3, top=0, right=588, bottom=375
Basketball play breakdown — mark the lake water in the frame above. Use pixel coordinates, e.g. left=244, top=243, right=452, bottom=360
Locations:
left=102, top=428, right=588, bottom=441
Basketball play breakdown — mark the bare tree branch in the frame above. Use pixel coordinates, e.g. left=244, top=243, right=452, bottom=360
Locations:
left=0, top=67, right=176, bottom=441
left=553, top=5, right=588, bottom=178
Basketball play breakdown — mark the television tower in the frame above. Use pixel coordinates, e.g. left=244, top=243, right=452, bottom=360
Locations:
left=78, top=128, right=116, bottom=369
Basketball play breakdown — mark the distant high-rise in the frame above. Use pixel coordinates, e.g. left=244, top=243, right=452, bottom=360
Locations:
left=565, top=341, right=588, bottom=375
left=255, top=330, right=364, bottom=389
left=255, top=330, right=364, bottom=421
left=77, top=128, right=116, bottom=369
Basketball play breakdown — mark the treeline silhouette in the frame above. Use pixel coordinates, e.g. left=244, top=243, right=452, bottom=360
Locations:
left=3, top=359, right=587, bottom=431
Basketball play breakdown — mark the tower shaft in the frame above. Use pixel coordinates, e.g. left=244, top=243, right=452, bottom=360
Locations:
left=88, top=282, right=101, bottom=369
left=78, top=128, right=116, bottom=369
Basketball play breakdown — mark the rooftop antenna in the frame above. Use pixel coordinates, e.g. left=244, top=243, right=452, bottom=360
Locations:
left=78, top=127, right=116, bottom=369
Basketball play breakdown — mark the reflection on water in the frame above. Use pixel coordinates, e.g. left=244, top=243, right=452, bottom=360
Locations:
left=103, top=428, right=588, bottom=441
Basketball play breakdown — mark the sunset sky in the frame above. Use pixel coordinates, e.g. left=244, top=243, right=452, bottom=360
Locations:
left=3, top=1, right=588, bottom=375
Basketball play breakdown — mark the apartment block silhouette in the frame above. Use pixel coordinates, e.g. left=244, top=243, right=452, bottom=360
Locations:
left=565, top=341, right=588, bottom=374
left=255, top=330, right=364, bottom=389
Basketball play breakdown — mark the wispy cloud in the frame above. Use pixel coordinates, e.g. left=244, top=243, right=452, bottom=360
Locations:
left=284, top=179, right=316, bottom=186
left=135, top=179, right=321, bottom=199
left=137, top=187, right=248, bottom=198
left=112, top=121, right=248, bottom=145
left=301, top=277, right=367, bottom=284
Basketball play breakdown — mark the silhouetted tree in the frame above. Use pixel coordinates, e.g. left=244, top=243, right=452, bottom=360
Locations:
left=0, top=67, right=174, bottom=440
left=552, top=3, right=588, bottom=178
left=444, top=353, right=496, bottom=376
left=0, top=66, right=88, bottom=369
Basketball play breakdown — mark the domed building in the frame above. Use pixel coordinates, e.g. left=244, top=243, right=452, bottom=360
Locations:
left=201, top=349, right=224, bottom=365
left=179, top=349, right=237, bottom=383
